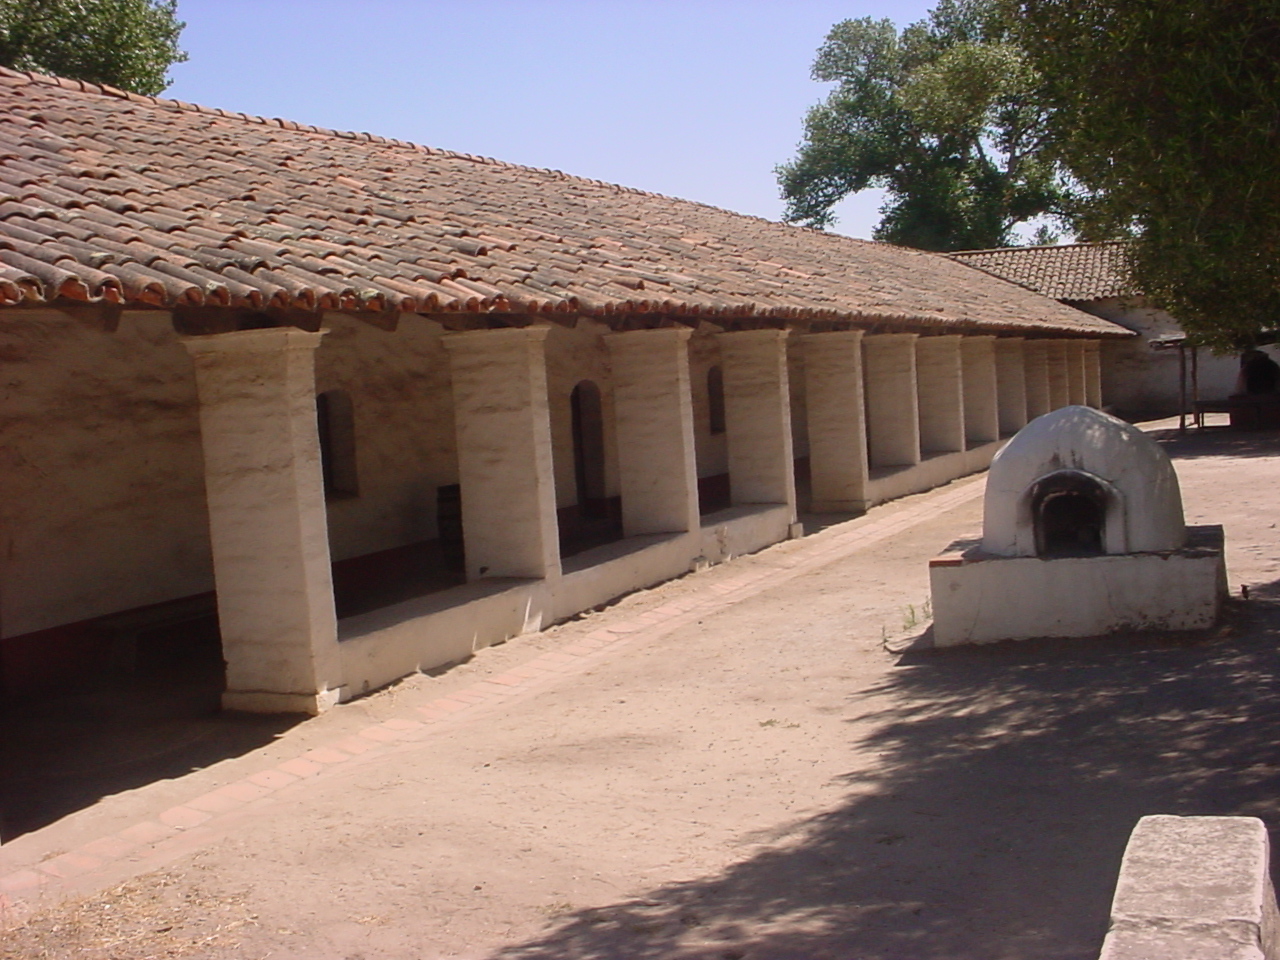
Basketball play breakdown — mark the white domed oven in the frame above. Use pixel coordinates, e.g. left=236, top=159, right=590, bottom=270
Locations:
left=930, top=406, right=1226, bottom=645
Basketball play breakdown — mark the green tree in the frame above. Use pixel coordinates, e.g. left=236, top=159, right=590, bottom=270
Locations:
left=777, top=0, right=1065, bottom=250
left=1011, top=0, right=1280, bottom=350
left=0, top=0, right=185, bottom=96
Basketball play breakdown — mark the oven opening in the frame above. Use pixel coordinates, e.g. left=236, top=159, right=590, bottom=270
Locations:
left=1031, top=472, right=1108, bottom=558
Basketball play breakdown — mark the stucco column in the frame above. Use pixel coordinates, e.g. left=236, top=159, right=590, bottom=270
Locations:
left=184, top=328, right=341, bottom=715
left=1084, top=340, right=1103, bottom=407
left=443, top=327, right=560, bottom=581
left=916, top=335, right=965, bottom=454
left=994, top=337, right=1028, bottom=434
left=863, top=333, right=920, bottom=467
left=1024, top=340, right=1051, bottom=419
left=606, top=328, right=699, bottom=536
left=1045, top=340, right=1071, bottom=409
left=960, top=335, right=1000, bottom=446
left=803, top=330, right=869, bottom=512
left=1066, top=340, right=1088, bottom=404
left=717, top=329, right=796, bottom=514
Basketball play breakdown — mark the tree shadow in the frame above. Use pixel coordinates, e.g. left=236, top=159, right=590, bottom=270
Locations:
left=491, top=600, right=1280, bottom=960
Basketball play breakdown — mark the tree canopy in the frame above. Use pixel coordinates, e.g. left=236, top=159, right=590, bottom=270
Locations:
left=1011, top=0, right=1280, bottom=349
left=0, top=0, right=185, bottom=96
left=777, top=0, right=1064, bottom=251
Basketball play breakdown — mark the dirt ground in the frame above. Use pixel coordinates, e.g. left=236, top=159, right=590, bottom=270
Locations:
left=4, top=420, right=1280, bottom=960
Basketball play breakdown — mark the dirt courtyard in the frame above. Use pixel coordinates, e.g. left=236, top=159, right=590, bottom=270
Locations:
left=4, top=422, right=1280, bottom=960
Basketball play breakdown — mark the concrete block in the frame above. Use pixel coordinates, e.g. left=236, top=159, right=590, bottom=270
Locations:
left=1100, top=815, right=1280, bottom=960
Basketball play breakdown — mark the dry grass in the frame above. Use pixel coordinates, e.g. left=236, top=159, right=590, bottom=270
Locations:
left=0, top=870, right=258, bottom=960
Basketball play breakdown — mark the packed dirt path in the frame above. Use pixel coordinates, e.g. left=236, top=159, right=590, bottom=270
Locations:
left=5, top=423, right=1280, bottom=960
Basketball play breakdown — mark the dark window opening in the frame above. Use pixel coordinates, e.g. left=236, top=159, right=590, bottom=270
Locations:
left=436, top=484, right=465, bottom=574
left=571, top=380, right=608, bottom=519
left=708, top=365, right=726, bottom=435
left=317, top=390, right=358, bottom=498
left=1031, top=472, right=1107, bottom=558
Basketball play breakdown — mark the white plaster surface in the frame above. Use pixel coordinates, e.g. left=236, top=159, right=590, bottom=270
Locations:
left=994, top=337, right=1029, bottom=434
left=718, top=330, right=796, bottom=512
left=184, top=328, right=342, bottom=714
left=606, top=329, right=699, bottom=536
left=961, top=336, right=1000, bottom=446
left=1099, top=815, right=1280, bottom=960
left=443, top=327, right=561, bottom=582
left=983, top=406, right=1186, bottom=557
left=863, top=333, right=920, bottom=468
left=916, top=336, right=965, bottom=455
left=803, top=330, right=869, bottom=512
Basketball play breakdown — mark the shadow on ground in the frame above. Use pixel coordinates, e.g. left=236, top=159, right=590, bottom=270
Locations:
left=1155, top=426, right=1280, bottom=459
left=0, top=619, right=298, bottom=841
left=491, top=599, right=1280, bottom=960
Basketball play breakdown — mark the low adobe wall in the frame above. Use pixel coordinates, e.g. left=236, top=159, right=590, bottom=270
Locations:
left=336, top=503, right=793, bottom=698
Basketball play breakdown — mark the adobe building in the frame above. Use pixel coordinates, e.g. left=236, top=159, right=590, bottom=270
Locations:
left=0, top=69, right=1128, bottom=714
left=950, top=241, right=1270, bottom=421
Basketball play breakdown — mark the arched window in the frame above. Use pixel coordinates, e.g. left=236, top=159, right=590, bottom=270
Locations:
left=571, top=380, right=607, bottom=518
left=707, top=365, right=726, bottom=435
left=317, top=389, right=358, bottom=498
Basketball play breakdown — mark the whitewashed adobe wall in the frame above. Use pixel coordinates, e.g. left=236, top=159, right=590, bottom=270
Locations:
left=0, top=309, right=212, bottom=637
left=544, top=318, right=621, bottom=509
left=1083, top=297, right=1259, bottom=418
left=315, top=313, right=459, bottom=562
left=687, top=325, right=729, bottom=481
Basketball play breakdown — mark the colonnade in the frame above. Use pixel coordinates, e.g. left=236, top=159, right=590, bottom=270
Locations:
left=180, top=324, right=1103, bottom=713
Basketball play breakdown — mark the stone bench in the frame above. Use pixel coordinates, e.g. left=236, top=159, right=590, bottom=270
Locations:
left=1100, top=815, right=1280, bottom=959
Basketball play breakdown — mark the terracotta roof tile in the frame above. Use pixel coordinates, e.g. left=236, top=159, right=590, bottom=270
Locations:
left=0, top=67, right=1127, bottom=337
left=949, top=242, right=1135, bottom=301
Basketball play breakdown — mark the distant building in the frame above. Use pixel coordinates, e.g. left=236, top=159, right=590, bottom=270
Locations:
left=950, top=241, right=1255, bottom=420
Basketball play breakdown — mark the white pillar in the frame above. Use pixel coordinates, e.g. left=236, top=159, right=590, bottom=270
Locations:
left=994, top=338, right=1028, bottom=435
left=1024, top=340, right=1051, bottom=419
left=1084, top=341, right=1103, bottom=407
left=803, top=330, right=869, bottom=513
left=184, top=328, right=341, bottom=715
left=1045, top=340, right=1071, bottom=410
left=960, top=335, right=1000, bottom=446
left=916, top=335, right=965, bottom=455
left=606, top=328, right=699, bottom=536
left=863, top=333, right=920, bottom=467
left=443, top=327, right=560, bottom=581
left=1066, top=340, right=1087, bottom=404
left=717, top=329, right=796, bottom=515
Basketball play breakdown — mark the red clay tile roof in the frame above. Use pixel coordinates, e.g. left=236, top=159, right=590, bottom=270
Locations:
left=949, top=241, right=1136, bottom=302
left=0, top=69, right=1126, bottom=337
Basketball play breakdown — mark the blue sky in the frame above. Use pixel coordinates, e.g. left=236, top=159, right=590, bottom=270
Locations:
left=166, top=1, right=936, bottom=240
